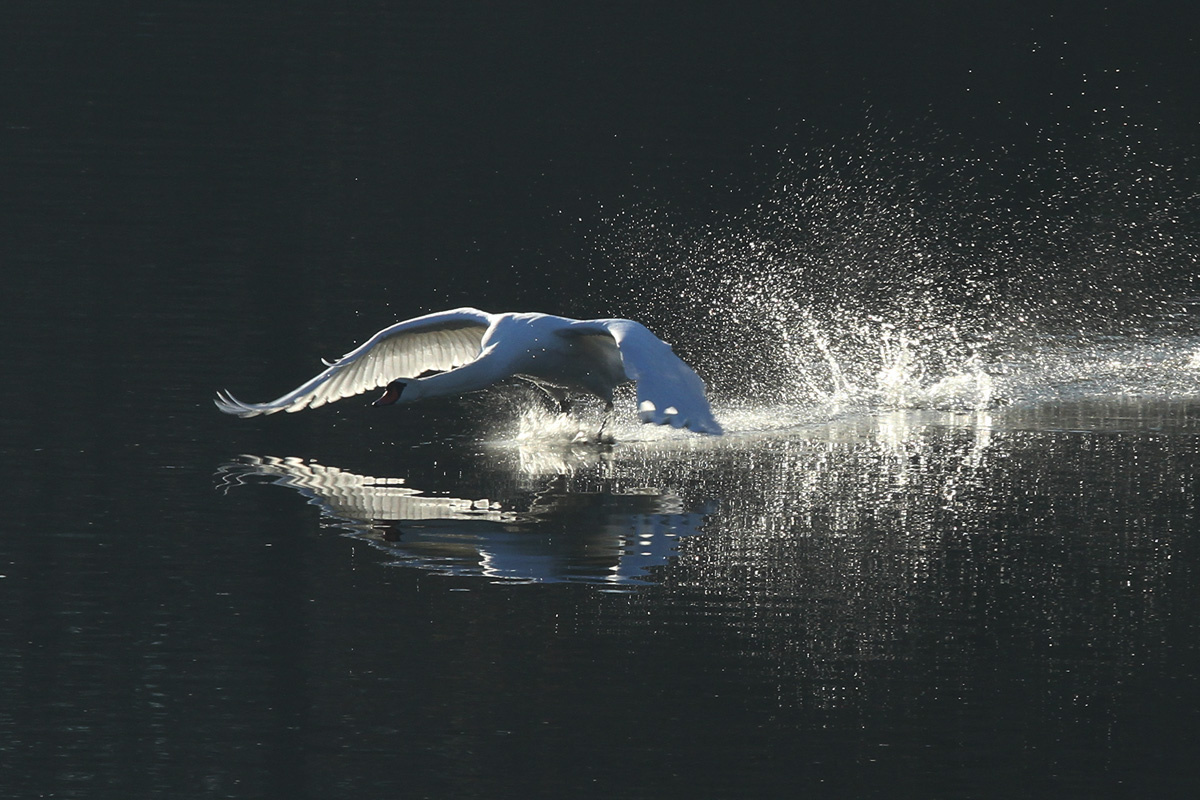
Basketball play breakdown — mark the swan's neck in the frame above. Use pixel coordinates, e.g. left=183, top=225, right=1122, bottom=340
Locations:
left=403, top=346, right=510, bottom=401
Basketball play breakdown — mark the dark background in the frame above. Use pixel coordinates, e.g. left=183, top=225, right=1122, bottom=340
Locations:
left=4, top=0, right=1196, bottom=453
left=5, top=1, right=1196, bottom=308
left=4, top=1, right=1196, bottom=405
left=2, top=4, right=1198, bottom=799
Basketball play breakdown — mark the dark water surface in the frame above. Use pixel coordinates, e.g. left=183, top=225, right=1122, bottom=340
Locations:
left=4, top=3, right=1200, bottom=799
left=6, top=365, right=1199, bottom=798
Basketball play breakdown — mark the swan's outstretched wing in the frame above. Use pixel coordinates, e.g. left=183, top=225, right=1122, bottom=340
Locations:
left=215, top=308, right=495, bottom=417
left=568, top=319, right=723, bottom=435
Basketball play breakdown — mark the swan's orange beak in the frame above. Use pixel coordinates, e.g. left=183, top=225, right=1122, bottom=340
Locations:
left=372, top=382, right=404, bottom=406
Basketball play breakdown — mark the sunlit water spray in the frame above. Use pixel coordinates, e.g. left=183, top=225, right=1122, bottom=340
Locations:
left=586, top=125, right=1199, bottom=431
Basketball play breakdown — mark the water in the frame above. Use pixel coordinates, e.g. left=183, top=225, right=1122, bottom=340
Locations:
left=4, top=4, right=1200, bottom=799
left=11, top=395, right=1197, bottom=797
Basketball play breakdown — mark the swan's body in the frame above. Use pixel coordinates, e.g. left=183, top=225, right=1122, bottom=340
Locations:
left=215, top=308, right=723, bottom=435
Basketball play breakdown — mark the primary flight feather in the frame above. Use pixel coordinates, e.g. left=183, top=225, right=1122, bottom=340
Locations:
left=215, top=308, right=723, bottom=435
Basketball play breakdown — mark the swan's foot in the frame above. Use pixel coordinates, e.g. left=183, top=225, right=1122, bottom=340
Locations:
left=591, top=402, right=616, bottom=445
left=572, top=405, right=616, bottom=445
left=571, top=429, right=616, bottom=446
left=538, top=385, right=571, bottom=414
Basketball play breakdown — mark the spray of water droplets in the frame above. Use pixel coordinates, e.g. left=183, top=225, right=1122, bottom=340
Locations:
left=587, top=126, right=1199, bottom=422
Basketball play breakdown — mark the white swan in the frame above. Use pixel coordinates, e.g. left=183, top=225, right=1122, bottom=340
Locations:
left=215, top=308, right=723, bottom=435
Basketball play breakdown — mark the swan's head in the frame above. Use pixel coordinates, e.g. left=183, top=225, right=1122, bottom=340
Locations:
left=372, top=379, right=415, bottom=407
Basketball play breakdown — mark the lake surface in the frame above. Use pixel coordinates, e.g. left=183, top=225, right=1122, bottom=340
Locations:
left=4, top=3, right=1199, bottom=798
left=6, top=363, right=1199, bottom=798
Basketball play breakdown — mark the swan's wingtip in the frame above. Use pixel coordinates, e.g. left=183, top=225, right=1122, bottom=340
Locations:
left=682, top=416, right=723, bottom=435
left=636, top=400, right=723, bottom=435
left=214, top=390, right=265, bottom=418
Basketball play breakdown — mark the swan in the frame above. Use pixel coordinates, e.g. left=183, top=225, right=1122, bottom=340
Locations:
left=214, top=308, right=723, bottom=435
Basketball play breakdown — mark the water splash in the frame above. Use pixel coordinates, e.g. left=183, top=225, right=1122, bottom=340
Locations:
left=507, top=396, right=695, bottom=447
left=590, top=124, right=1199, bottom=419
left=514, top=405, right=597, bottom=444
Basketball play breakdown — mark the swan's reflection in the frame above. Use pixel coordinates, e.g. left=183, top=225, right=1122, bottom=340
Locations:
left=216, top=401, right=1191, bottom=725
left=216, top=455, right=710, bottom=585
